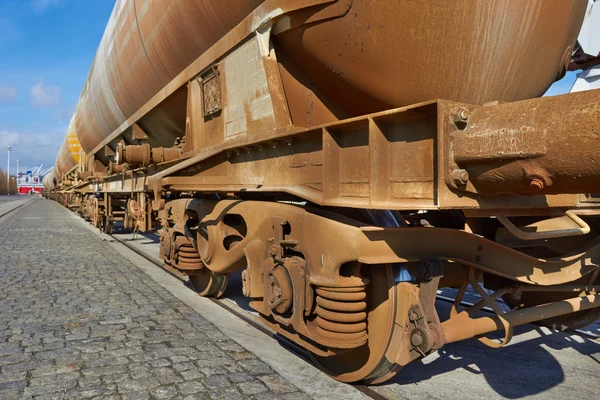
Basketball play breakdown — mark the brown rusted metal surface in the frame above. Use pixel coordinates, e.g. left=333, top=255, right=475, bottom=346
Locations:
left=275, top=0, right=586, bottom=117
left=82, top=0, right=339, bottom=159
left=73, top=0, right=586, bottom=157
left=143, top=90, right=600, bottom=212
left=75, top=0, right=266, bottom=154
left=448, top=89, right=600, bottom=197
left=114, top=142, right=182, bottom=168
left=443, top=294, right=600, bottom=344
left=42, top=170, right=55, bottom=189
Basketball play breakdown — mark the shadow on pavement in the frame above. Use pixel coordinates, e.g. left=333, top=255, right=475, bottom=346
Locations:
left=386, top=301, right=600, bottom=398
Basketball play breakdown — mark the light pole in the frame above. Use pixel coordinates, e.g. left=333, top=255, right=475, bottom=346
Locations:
left=7, top=146, right=11, bottom=194
left=16, top=159, right=19, bottom=194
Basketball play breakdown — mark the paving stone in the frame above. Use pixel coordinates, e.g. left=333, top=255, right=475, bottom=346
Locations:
left=82, top=365, right=127, bottom=377
left=0, top=200, right=306, bottom=400
left=92, top=394, right=121, bottom=400
left=0, top=380, right=27, bottom=393
left=120, top=390, right=151, bottom=400
left=22, top=378, right=77, bottom=396
left=237, top=380, right=268, bottom=395
left=153, top=367, right=183, bottom=384
left=180, top=368, right=204, bottom=381
left=0, top=370, right=27, bottom=384
left=258, top=374, right=298, bottom=393
left=129, top=366, right=152, bottom=380
left=66, top=386, right=111, bottom=398
left=228, top=372, right=255, bottom=383
left=178, top=380, right=206, bottom=395
left=207, top=387, right=245, bottom=400
left=102, top=372, right=130, bottom=384
left=281, top=392, right=314, bottom=400
left=117, top=377, right=161, bottom=392
left=29, top=371, right=80, bottom=387
left=238, top=359, right=274, bottom=375
left=205, top=374, right=230, bottom=388
left=182, top=393, right=210, bottom=400
left=150, top=358, right=171, bottom=368
left=172, top=361, right=194, bottom=371
left=151, top=385, right=179, bottom=399
left=78, top=375, right=102, bottom=388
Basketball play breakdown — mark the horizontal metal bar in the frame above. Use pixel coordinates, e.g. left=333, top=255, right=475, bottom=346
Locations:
left=442, top=294, right=600, bottom=344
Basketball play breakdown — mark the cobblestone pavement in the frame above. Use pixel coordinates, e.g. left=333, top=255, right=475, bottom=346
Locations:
left=0, top=199, right=311, bottom=400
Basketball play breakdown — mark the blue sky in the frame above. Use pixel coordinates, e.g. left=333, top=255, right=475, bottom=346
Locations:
left=0, top=1, right=584, bottom=174
left=545, top=70, right=579, bottom=96
left=0, top=0, right=113, bottom=173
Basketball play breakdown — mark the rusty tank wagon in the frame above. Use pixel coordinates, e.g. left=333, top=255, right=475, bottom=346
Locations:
left=45, top=0, right=600, bottom=383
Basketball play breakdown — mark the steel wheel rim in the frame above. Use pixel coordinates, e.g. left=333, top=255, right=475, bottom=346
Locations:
left=189, top=269, right=229, bottom=298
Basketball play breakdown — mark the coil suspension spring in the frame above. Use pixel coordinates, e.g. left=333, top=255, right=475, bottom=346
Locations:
left=315, top=281, right=368, bottom=343
left=175, top=237, right=203, bottom=270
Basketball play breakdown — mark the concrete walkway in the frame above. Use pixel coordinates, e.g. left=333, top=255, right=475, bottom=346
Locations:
left=0, top=196, right=32, bottom=218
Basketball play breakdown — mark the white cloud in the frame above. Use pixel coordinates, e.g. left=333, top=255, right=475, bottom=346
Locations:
left=0, top=130, right=52, bottom=148
left=29, top=80, right=61, bottom=107
left=0, top=129, right=62, bottom=173
left=31, top=0, right=62, bottom=13
left=0, top=86, right=17, bottom=103
left=0, top=131, right=20, bottom=148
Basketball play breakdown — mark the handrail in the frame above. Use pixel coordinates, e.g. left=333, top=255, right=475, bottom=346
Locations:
left=496, top=210, right=592, bottom=240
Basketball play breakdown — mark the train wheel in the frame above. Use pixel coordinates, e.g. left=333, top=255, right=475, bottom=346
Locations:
left=103, top=217, right=113, bottom=235
left=309, top=265, right=405, bottom=384
left=189, top=269, right=229, bottom=298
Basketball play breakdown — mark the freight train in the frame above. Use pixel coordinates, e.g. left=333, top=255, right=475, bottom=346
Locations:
left=44, top=0, right=600, bottom=383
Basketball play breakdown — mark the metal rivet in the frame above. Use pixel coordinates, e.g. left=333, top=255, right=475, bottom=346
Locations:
left=529, top=178, right=544, bottom=191
left=451, top=169, right=469, bottom=186
left=453, top=108, right=469, bottom=128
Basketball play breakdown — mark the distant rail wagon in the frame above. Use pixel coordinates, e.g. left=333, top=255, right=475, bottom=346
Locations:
left=45, top=0, right=600, bottom=383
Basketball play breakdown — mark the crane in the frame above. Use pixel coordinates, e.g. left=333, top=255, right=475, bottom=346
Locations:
left=570, top=0, right=600, bottom=91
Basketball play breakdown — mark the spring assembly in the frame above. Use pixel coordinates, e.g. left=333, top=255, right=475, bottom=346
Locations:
left=315, top=283, right=368, bottom=344
left=175, top=237, right=203, bottom=270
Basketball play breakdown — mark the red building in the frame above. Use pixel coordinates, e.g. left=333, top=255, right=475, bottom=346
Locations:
left=17, top=166, right=51, bottom=195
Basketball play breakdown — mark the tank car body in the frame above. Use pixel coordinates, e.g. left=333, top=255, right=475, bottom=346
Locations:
left=55, top=115, right=81, bottom=177
left=42, top=170, right=54, bottom=190
left=45, top=0, right=600, bottom=384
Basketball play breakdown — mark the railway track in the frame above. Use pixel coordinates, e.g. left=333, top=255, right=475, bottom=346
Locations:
left=98, top=220, right=598, bottom=399
left=107, top=230, right=392, bottom=400
left=107, top=226, right=600, bottom=397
